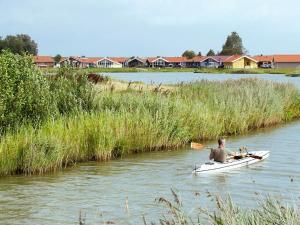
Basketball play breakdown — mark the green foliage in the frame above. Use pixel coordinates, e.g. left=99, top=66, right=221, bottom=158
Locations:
left=53, top=54, right=62, bottom=64
left=220, top=32, right=246, bottom=56
left=0, top=50, right=54, bottom=133
left=0, top=78, right=299, bottom=175
left=49, top=66, right=95, bottom=114
left=0, top=34, right=38, bottom=55
left=0, top=52, right=95, bottom=134
left=182, top=50, right=196, bottom=59
left=206, top=49, right=216, bottom=56
left=148, top=191, right=300, bottom=225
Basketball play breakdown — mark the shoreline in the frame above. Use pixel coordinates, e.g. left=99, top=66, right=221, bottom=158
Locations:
left=0, top=78, right=300, bottom=176
left=41, top=67, right=300, bottom=75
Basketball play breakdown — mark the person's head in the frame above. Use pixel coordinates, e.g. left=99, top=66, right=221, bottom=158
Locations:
left=218, top=138, right=226, bottom=148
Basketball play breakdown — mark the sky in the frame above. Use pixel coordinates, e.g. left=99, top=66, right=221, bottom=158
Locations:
left=0, top=0, right=300, bottom=57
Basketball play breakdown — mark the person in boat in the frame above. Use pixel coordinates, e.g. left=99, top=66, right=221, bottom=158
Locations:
left=209, top=138, right=235, bottom=163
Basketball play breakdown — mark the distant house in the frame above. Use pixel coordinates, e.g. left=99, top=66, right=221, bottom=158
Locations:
left=165, top=57, right=187, bottom=67
left=147, top=57, right=187, bottom=68
left=253, top=55, right=274, bottom=68
left=188, top=56, right=225, bottom=68
left=96, top=57, right=122, bottom=68
left=127, top=57, right=146, bottom=67
left=34, top=56, right=55, bottom=68
left=223, top=55, right=258, bottom=69
left=255, top=55, right=300, bottom=69
left=109, top=57, right=128, bottom=67
left=59, top=57, right=104, bottom=68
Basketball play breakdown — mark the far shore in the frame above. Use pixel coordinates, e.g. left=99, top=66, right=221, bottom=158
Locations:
left=41, top=67, right=300, bottom=75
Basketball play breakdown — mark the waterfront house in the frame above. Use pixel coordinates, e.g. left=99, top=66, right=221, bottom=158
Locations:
left=59, top=57, right=102, bottom=68
left=127, top=57, right=146, bottom=67
left=253, top=55, right=274, bottom=68
left=255, top=55, right=300, bottom=69
left=34, top=56, right=55, bottom=68
left=185, top=56, right=204, bottom=68
left=223, top=55, right=258, bottom=69
left=109, top=57, right=128, bottom=67
left=147, top=57, right=187, bottom=67
left=97, top=57, right=123, bottom=68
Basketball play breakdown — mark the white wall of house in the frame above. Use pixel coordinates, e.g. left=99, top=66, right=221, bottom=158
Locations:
left=97, top=59, right=122, bottom=68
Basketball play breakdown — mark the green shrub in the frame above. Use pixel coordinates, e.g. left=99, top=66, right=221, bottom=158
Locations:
left=49, top=66, right=95, bottom=114
left=0, top=50, right=54, bottom=133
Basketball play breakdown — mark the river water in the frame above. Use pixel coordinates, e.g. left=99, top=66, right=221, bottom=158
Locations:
left=0, top=73, right=300, bottom=224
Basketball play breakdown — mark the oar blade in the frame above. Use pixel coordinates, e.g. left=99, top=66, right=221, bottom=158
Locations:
left=191, top=142, right=205, bottom=150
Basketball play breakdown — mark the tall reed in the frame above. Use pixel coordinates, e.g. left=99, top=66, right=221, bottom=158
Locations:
left=0, top=78, right=299, bottom=175
left=145, top=190, right=300, bottom=225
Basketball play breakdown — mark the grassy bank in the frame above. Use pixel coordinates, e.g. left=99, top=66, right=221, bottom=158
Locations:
left=41, top=67, right=300, bottom=75
left=0, top=78, right=300, bottom=175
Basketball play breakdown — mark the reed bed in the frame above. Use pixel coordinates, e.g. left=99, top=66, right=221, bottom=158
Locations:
left=145, top=190, right=300, bottom=225
left=0, top=78, right=300, bottom=175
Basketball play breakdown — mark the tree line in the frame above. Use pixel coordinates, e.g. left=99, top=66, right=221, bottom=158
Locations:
left=182, top=31, right=246, bottom=59
left=1, top=32, right=246, bottom=60
left=0, top=34, right=38, bottom=55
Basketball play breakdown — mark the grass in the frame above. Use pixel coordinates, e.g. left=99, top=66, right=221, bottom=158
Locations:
left=144, top=190, right=300, bottom=225
left=41, top=67, right=300, bottom=75
left=0, top=78, right=300, bottom=175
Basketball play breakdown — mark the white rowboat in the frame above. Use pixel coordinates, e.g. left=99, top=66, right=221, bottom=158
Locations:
left=192, top=151, right=270, bottom=174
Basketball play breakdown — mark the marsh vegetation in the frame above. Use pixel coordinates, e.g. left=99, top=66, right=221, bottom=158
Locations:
left=0, top=51, right=300, bottom=175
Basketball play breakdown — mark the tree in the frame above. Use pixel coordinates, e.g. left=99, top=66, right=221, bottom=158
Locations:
left=197, top=51, right=202, bottom=56
left=54, top=54, right=62, bottom=64
left=206, top=49, right=216, bottom=56
left=0, top=34, right=38, bottom=55
left=182, top=50, right=196, bottom=59
left=220, top=32, right=246, bottom=55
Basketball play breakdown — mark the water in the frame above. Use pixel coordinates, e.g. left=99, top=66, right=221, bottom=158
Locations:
left=0, top=73, right=300, bottom=224
left=105, top=72, right=300, bottom=87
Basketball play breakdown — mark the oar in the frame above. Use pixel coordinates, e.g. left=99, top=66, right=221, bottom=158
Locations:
left=190, top=142, right=205, bottom=150
left=190, top=142, right=263, bottom=160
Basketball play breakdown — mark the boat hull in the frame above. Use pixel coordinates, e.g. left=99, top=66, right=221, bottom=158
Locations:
left=192, top=151, right=270, bottom=174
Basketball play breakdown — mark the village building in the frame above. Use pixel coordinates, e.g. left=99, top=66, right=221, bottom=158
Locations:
left=109, top=57, right=128, bottom=67
left=34, top=56, right=55, bottom=68
left=127, top=57, right=146, bottom=67
left=59, top=57, right=98, bottom=68
left=146, top=57, right=187, bottom=68
left=96, top=57, right=123, bottom=68
left=255, top=55, right=300, bottom=69
left=223, top=55, right=258, bottom=69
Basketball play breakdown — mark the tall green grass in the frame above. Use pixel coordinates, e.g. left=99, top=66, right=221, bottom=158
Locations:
left=0, top=78, right=300, bottom=175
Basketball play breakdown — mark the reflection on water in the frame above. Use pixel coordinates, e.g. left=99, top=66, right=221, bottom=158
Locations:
left=0, top=73, right=300, bottom=224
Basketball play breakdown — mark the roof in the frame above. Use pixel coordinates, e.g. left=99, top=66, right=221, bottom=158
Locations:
left=223, top=55, right=258, bottom=63
left=78, top=57, right=103, bottom=63
left=147, top=56, right=188, bottom=63
left=254, top=55, right=300, bottom=63
left=109, top=57, right=128, bottom=63
left=34, top=56, right=54, bottom=63
left=127, top=57, right=146, bottom=63
left=98, top=57, right=122, bottom=64
left=211, top=55, right=231, bottom=63
left=164, top=57, right=187, bottom=63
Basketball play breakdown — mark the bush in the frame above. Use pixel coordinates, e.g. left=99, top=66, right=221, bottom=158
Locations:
left=0, top=52, right=96, bottom=134
left=0, top=50, right=54, bottom=133
left=49, top=66, right=95, bottom=114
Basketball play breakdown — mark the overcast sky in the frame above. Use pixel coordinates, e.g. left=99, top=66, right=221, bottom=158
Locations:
left=1, top=0, right=299, bottom=56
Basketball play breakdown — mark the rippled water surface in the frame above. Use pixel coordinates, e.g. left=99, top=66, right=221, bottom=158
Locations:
left=0, top=73, right=300, bottom=224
